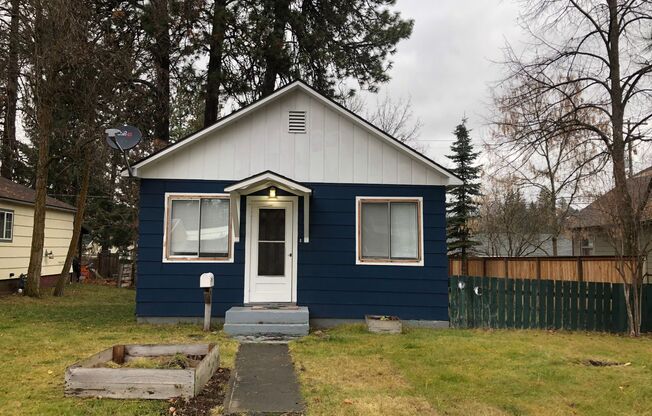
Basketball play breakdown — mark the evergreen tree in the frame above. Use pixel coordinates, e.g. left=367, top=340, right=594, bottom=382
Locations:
left=447, top=119, right=481, bottom=272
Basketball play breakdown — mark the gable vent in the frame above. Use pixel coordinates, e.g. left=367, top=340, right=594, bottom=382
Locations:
left=288, top=110, right=307, bottom=134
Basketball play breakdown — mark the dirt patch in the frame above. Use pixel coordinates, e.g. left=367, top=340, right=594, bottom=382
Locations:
left=169, top=368, right=231, bottom=415
left=102, top=353, right=204, bottom=369
left=581, top=359, right=631, bottom=367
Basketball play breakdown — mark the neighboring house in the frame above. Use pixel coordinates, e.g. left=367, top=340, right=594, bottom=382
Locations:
left=127, top=80, right=461, bottom=333
left=0, top=177, right=76, bottom=292
left=473, top=233, right=573, bottom=257
left=569, top=167, right=652, bottom=277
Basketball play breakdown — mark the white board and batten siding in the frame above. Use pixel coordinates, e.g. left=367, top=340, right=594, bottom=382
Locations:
left=0, top=200, right=74, bottom=280
left=136, top=87, right=455, bottom=186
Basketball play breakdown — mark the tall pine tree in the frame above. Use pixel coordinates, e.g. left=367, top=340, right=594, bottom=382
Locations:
left=447, top=119, right=481, bottom=274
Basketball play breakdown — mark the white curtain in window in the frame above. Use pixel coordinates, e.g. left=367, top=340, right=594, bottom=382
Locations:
left=170, top=199, right=199, bottom=256
left=361, top=203, right=389, bottom=258
left=199, top=198, right=229, bottom=256
left=390, top=202, right=418, bottom=259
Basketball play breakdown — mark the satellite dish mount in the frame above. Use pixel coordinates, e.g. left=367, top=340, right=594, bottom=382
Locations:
left=105, top=125, right=142, bottom=177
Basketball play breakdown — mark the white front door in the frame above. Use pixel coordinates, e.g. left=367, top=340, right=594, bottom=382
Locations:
left=246, top=198, right=296, bottom=303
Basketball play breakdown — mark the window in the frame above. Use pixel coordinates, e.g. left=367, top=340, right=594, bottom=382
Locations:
left=0, top=210, right=13, bottom=242
left=580, top=238, right=593, bottom=256
left=356, top=197, right=423, bottom=265
left=164, top=194, right=231, bottom=261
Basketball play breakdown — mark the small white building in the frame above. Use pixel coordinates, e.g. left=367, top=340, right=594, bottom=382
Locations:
left=0, top=177, right=76, bottom=292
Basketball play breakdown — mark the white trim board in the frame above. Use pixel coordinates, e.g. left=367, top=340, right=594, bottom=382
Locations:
left=125, top=81, right=461, bottom=186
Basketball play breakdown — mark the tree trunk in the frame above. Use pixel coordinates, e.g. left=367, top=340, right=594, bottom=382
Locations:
left=260, top=0, right=291, bottom=96
left=152, top=0, right=170, bottom=148
left=1, top=0, right=20, bottom=180
left=203, top=0, right=228, bottom=127
left=25, top=105, right=51, bottom=298
left=53, top=148, right=92, bottom=296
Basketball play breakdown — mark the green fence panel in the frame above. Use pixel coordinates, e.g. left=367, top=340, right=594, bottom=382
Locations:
left=553, top=280, right=562, bottom=329
left=570, top=281, right=579, bottom=330
left=642, top=284, right=652, bottom=333
left=612, top=284, right=627, bottom=333
left=473, top=276, right=481, bottom=327
left=514, top=279, right=523, bottom=329
left=545, top=280, right=554, bottom=329
left=498, top=278, right=506, bottom=329
left=536, top=279, right=544, bottom=329
left=604, top=283, right=613, bottom=332
left=488, top=277, right=497, bottom=328
left=506, top=279, right=515, bottom=328
left=595, top=283, right=605, bottom=331
left=578, top=281, right=587, bottom=330
left=482, top=277, right=491, bottom=328
left=562, top=281, right=571, bottom=330
left=587, top=282, right=596, bottom=331
left=522, top=279, right=531, bottom=328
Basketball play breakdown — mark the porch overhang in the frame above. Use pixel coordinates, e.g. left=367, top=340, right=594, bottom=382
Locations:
left=224, top=171, right=312, bottom=243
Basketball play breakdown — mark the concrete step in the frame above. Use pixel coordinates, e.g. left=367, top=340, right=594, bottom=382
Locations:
left=224, top=322, right=309, bottom=337
left=225, top=306, right=309, bottom=325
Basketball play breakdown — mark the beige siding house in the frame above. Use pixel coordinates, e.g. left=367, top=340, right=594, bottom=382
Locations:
left=569, top=167, right=652, bottom=279
left=0, top=178, right=76, bottom=284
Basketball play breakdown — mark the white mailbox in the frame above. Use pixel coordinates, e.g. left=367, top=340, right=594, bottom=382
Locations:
left=200, top=272, right=214, bottom=288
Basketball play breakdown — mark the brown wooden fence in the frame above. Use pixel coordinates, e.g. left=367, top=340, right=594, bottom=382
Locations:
left=449, top=256, right=643, bottom=283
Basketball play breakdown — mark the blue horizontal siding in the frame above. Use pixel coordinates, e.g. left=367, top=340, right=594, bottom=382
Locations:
left=136, top=179, right=449, bottom=320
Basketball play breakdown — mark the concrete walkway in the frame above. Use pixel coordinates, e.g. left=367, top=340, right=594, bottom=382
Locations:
left=224, top=343, right=304, bottom=415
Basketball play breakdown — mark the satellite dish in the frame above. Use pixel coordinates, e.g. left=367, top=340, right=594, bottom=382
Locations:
left=105, top=125, right=142, bottom=150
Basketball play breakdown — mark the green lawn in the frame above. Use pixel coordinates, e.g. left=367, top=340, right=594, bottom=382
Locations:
left=1, top=284, right=651, bottom=416
left=0, top=284, right=238, bottom=416
left=291, top=325, right=652, bottom=416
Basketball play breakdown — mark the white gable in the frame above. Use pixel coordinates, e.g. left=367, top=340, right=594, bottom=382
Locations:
left=131, top=82, right=460, bottom=186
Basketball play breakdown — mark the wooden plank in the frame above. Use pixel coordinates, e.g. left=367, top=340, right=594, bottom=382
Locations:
left=554, top=280, right=562, bottom=329
left=641, top=284, right=652, bottom=333
left=472, top=276, right=481, bottom=328
left=125, top=344, right=210, bottom=358
left=562, top=281, right=571, bottom=330
left=489, top=277, right=498, bottom=328
left=449, top=276, right=458, bottom=327
left=522, top=279, right=531, bottom=329
left=587, top=282, right=596, bottom=331
left=506, top=279, right=514, bottom=328
left=497, top=278, right=506, bottom=329
left=546, top=280, right=554, bottom=329
left=514, top=279, right=523, bottom=329
left=537, top=279, right=546, bottom=329
left=595, top=283, right=604, bottom=331
left=570, top=281, right=579, bottom=330
left=71, top=348, right=113, bottom=369
left=578, top=281, right=587, bottom=330
left=194, top=344, right=220, bottom=396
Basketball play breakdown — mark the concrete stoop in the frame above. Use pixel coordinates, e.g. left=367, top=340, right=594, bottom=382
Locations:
left=224, top=306, right=309, bottom=338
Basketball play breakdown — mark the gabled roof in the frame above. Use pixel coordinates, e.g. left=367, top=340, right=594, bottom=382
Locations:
left=570, top=167, right=652, bottom=229
left=224, top=170, right=312, bottom=195
left=126, top=80, right=462, bottom=185
left=0, top=177, right=76, bottom=212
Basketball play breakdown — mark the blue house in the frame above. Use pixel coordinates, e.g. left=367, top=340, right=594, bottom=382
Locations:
left=128, top=80, right=461, bottom=335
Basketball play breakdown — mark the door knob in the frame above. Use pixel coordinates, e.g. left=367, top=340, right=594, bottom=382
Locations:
left=288, top=252, right=293, bottom=257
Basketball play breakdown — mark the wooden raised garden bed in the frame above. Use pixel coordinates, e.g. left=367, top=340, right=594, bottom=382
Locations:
left=65, top=343, right=220, bottom=400
left=365, top=315, right=402, bottom=334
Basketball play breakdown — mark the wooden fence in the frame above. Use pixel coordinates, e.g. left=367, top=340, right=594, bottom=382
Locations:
left=449, top=275, right=652, bottom=332
left=449, top=256, right=642, bottom=283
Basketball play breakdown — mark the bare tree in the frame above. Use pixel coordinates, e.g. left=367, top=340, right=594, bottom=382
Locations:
left=502, top=0, right=652, bottom=335
left=491, top=80, right=607, bottom=255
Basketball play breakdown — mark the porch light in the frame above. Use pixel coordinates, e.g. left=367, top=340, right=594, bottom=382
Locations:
left=269, top=187, right=277, bottom=199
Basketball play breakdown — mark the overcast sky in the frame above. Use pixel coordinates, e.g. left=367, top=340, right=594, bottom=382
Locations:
left=361, top=0, right=523, bottom=166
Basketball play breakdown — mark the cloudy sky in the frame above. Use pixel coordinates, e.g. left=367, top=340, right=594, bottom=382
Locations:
left=361, top=0, right=523, bottom=166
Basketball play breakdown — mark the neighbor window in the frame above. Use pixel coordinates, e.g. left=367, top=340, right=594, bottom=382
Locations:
left=357, top=198, right=423, bottom=265
left=0, top=210, right=13, bottom=241
left=164, top=194, right=231, bottom=261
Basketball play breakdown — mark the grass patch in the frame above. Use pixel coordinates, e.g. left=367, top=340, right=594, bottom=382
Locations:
left=291, top=325, right=652, bottom=415
left=0, top=284, right=238, bottom=416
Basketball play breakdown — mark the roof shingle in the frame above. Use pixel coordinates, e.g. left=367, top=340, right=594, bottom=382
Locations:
left=0, top=177, right=76, bottom=212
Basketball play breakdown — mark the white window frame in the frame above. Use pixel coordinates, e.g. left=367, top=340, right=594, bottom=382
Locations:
left=163, top=193, right=234, bottom=263
left=0, top=209, right=13, bottom=242
left=355, top=196, right=424, bottom=266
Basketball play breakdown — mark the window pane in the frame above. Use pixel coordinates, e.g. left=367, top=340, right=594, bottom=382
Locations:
left=390, top=202, right=418, bottom=259
left=199, top=198, right=229, bottom=257
left=258, top=242, right=285, bottom=275
left=169, top=199, right=199, bottom=256
left=0, top=212, right=5, bottom=239
left=361, top=203, right=389, bottom=258
left=259, top=209, right=285, bottom=241
left=4, top=212, right=11, bottom=239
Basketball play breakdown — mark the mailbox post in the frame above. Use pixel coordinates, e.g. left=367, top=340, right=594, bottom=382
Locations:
left=200, top=273, right=214, bottom=331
